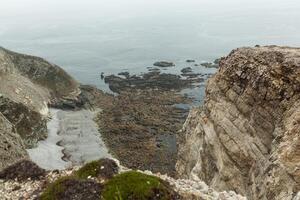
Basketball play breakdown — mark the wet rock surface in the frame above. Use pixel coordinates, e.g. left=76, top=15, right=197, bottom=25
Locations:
left=95, top=88, right=190, bottom=176
left=153, top=61, right=175, bottom=67
left=80, top=69, right=208, bottom=176
left=177, top=46, right=300, bottom=200
left=104, top=71, right=203, bottom=93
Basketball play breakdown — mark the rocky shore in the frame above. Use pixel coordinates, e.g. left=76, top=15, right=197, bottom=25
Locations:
left=1, top=45, right=299, bottom=199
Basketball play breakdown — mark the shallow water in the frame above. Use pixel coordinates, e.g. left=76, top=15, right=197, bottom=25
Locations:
left=27, top=109, right=70, bottom=170
left=27, top=109, right=112, bottom=170
left=57, top=109, right=112, bottom=166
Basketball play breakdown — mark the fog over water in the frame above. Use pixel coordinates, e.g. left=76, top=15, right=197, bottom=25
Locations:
left=1, top=0, right=300, bottom=89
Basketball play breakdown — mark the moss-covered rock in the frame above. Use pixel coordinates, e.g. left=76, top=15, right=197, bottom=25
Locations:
left=40, top=176, right=102, bottom=200
left=74, top=159, right=119, bottom=180
left=101, top=171, right=180, bottom=200
left=0, top=160, right=46, bottom=181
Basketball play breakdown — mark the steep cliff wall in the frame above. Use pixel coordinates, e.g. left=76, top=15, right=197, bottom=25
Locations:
left=0, top=47, right=80, bottom=103
left=0, top=47, right=81, bottom=151
left=0, top=113, right=27, bottom=171
left=177, top=46, right=300, bottom=200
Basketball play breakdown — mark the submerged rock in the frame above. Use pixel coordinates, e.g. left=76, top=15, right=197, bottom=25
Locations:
left=104, top=71, right=203, bottom=93
left=118, top=71, right=130, bottom=78
left=200, top=62, right=219, bottom=68
left=153, top=61, right=175, bottom=67
left=177, top=46, right=300, bottom=200
left=186, top=59, right=195, bottom=63
left=181, top=67, right=193, bottom=73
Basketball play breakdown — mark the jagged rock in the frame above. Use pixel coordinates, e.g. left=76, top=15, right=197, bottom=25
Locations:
left=181, top=67, right=193, bottom=73
left=0, top=96, right=47, bottom=148
left=0, top=47, right=81, bottom=164
left=200, top=62, right=219, bottom=68
left=104, top=72, right=203, bottom=93
left=0, top=113, right=27, bottom=171
left=177, top=46, right=300, bottom=200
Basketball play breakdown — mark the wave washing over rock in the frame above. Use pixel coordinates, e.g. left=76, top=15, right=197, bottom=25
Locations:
left=177, top=46, right=300, bottom=200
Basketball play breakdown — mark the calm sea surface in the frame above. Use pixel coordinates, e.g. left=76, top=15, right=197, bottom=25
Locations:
left=1, top=0, right=300, bottom=92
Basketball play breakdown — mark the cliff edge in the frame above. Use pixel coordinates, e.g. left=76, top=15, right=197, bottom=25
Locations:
left=176, top=46, right=300, bottom=200
left=0, top=47, right=81, bottom=170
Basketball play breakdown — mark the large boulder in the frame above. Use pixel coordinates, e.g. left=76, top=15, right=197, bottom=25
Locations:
left=177, top=46, right=300, bottom=200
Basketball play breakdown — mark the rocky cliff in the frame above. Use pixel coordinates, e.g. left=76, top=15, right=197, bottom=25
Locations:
left=176, top=46, right=300, bottom=200
left=0, top=47, right=81, bottom=170
left=0, top=112, right=27, bottom=170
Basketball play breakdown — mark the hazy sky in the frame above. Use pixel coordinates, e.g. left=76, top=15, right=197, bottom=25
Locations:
left=1, top=0, right=299, bottom=17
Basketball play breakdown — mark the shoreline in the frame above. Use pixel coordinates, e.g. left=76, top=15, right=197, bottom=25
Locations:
left=27, top=109, right=70, bottom=170
left=27, top=108, right=112, bottom=170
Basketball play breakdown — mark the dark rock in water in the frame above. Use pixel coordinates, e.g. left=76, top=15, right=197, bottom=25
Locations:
left=186, top=59, right=195, bottom=63
left=153, top=61, right=175, bottom=67
left=200, top=62, right=219, bottom=68
left=104, top=71, right=203, bottom=93
left=194, top=64, right=200, bottom=66
left=118, top=71, right=130, bottom=78
left=0, top=160, right=46, bottom=181
left=181, top=67, right=193, bottom=73
left=213, top=58, right=221, bottom=65
left=181, top=73, right=203, bottom=79
left=147, top=67, right=161, bottom=72
left=50, top=96, right=86, bottom=110
left=100, top=72, right=104, bottom=80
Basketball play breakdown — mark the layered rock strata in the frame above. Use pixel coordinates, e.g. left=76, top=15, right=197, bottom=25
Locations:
left=177, top=46, right=300, bottom=200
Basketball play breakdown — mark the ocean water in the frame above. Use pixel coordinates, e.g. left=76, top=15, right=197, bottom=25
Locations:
left=1, top=0, right=300, bottom=92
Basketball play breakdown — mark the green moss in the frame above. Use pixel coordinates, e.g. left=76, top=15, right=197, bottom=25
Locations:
left=40, top=176, right=76, bottom=200
left=75, top=160, right=101, bottom=179
left=101, top=171, right=175, bottom=200
left=74, top=159, right=118, bottom=180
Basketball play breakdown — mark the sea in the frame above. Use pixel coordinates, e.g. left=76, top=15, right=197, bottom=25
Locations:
left=1, top=0, right=300, bottom=97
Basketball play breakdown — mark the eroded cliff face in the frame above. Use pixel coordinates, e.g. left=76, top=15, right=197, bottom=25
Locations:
left=0, top=113, right=27, bottom=171
left=0, top=47, right=80, bottom=112
left=177, top=46, right=300, bottom=200
left=0, top=47, right=81, bottom=169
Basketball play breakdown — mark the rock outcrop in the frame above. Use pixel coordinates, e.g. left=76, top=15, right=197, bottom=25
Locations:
left=177, top=46, right=300, bottom=200
left=0, top=47, right=81, bottom=169
left=0, top=47, right=80, bottom=112
left=0, top=96, right=47, bottom=148
left=0, top=113, right=27, bottom=171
